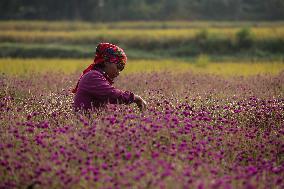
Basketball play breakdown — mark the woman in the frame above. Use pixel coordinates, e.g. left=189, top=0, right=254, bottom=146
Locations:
left=72, top=42, right=147, bottom=112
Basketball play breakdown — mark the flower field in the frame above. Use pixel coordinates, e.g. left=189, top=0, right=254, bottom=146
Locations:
left=0, top=20, right=284, bottom=189
left=1, top=64, right=283, bottom=188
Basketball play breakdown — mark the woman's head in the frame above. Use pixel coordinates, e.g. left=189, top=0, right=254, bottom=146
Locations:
left=93, top=43, right=127, bottom=78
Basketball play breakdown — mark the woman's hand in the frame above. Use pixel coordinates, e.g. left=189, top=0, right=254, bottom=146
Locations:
left=134, top=95, right=147, bottom=111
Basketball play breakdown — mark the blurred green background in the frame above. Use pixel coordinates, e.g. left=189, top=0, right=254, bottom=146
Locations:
left=0, top=0, right=284, bottom=75
left=1, top=0, right=284, bottom=21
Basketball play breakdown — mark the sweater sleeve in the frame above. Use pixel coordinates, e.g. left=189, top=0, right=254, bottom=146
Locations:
left=81, top=71, right=135, bottom=104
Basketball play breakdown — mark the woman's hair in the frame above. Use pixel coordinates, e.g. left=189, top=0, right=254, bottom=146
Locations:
left=92, top=62, right=105, bottom=70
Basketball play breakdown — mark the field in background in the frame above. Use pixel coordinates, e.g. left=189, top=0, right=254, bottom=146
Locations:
left=1, top=20, right=284, bottom=29
left=0, top=21, right=284, bottom=59
left=1, top=24, right=284, bottom=42
left=1, top=58, right=284, bottom=76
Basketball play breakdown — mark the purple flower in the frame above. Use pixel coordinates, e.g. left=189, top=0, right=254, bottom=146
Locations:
left=124, top=152, right=132, bottom=160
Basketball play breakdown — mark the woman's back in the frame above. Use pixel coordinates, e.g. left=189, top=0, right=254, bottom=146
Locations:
left=74, top=69, right=134, bottom=111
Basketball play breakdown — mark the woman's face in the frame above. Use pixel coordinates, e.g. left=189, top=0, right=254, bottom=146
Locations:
left=104, top=62, right=123, bottom=79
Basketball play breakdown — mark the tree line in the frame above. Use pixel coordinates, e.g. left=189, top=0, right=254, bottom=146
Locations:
left=1, top=0, right=284, bottom=21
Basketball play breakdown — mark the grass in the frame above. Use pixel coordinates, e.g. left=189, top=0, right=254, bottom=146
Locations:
left=0, top=58, right=283, bottom=76
left=0, top=21, right=283, bottom=59
left=1, top=20, right=284, bottom=30
left=1, top=27, right=284, bottom=44
left=0, top=21, right=284, bottom=44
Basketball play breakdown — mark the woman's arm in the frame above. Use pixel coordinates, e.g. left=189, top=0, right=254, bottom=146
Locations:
left=81, top=71, right=147, bottom=110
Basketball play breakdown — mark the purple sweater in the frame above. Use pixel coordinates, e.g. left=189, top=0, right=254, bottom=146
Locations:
left=73, top=69, right=134, bottom=111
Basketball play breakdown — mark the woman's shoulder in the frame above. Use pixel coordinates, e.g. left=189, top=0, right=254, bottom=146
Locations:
left=84, top=70, right=103, bottom=77
left=82, top=70, right=106, bottom=81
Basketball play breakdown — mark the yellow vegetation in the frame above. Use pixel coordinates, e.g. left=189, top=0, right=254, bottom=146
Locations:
left=0, top=21, right=284, bottom=43
left=1, top=58, right=283, bottom=76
